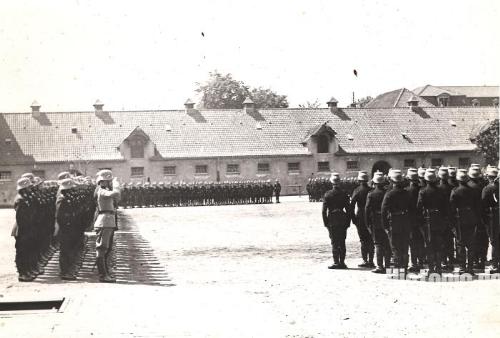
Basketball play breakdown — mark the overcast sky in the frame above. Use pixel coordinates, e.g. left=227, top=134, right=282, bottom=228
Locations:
left=0, top=0, right=498, bottom=111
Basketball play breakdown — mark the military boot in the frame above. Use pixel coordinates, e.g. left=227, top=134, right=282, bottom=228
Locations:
left=97, top=257, right=115, bottom=283
left=372, top=246, right=385, bottom=273
left=328, top=252, right=340, bottom=269
left=338, top=251, right=348, bottom=269
left=366, top=249, right=375, bottom=268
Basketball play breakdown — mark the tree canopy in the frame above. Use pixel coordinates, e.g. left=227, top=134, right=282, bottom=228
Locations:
left=472, top=119, right=499, bottom=165
left=196, top=71, right=288, bottom=109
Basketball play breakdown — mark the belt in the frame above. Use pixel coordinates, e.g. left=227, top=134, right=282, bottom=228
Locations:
left=331, top=209, right=345, bottom=213
left=98, top=210, right=115, bottom=215
left=391, top=210, right=408, bottom=216
left=425, top=209, right=440, bottom=213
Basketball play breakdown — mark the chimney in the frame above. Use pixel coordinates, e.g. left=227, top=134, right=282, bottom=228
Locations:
left=93, top=99, right=104, bottom=114
left=243, top=97, right=255, bottom=114
left=408, top=95, right=419, bottom=111
left=327, top=97, right=338, bottom=113
left=31, top=100, right=41, bottom=117
left=184, top=98, right=195, bottom=113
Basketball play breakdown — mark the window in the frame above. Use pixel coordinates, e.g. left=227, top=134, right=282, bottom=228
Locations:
left=33, top=170, right=45, bottom=179
left=318, top=161, right=330, bottom=172
left=163, top=166, right=176, bottom=176
left=227, top=164, right=240, bottom=174
left=346, top=160, right=359, bottom=170
left=317, top=134, right=330, bottom=153
left=288, top=162, right=300, bottom=173
left=438, top=97, right=449, bottom=107
left=130, top=140, right=144, bottom=158
left=195, top=165, right=208, bottom=174
left=493, top=98, right=499, bottom=108
left=458, top=157, right=470, bottom=168
left=431, top=158, right=443, bottom=167
left=0, top=171, right=12, bottom=180
left=257, top=163, right=270, bottom=173
left=472, top=99, right=480, bottom=107
left=131, top=167, right=144, bottom=177
left=404, top=159, right=416, bottom=168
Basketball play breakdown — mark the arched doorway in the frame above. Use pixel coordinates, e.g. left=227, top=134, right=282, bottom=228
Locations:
left=372, top=160, right=391, bottom=176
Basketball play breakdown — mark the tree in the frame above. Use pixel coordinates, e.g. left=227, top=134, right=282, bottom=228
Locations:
left=196, top=71, right=288, bottom=109
left=472, top=119, right=499, bottom=165
left=298, top=99, right=321, bottom=108
left=355, top=96, right=373, bottom=108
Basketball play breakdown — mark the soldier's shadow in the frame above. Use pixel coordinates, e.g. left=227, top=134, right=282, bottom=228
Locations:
left=33, top=212, right=175, bottom=287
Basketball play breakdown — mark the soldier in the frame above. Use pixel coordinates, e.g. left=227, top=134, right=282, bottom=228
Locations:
left=450, top=169, right=479, bottom=274
left=12, top=178, right=36, bottom=282
left=418, top=167, right=427, bottom=188
left=274, top=179, right=281, bottom=203
left=55, top=178, right=80, bottom=280
left=417, top=169, right=449, bottom=275
left=382, top=169, right=412, bottom=272
left=93, top=170, right=121, bottom=282
left=437, top=167, right=455, bottom=270
left=322, top=173, right=351, bottom=269
left=468, top=166, right=488, bottom=270
left=349, top=171, right=374, bottom=268
left=406, top=168, right=425, bottom=272
left=448, top=167, right=458, bottom=188
left=365, top=171, right=389, bottom=273
left=482, top=166, right=499, bottom=273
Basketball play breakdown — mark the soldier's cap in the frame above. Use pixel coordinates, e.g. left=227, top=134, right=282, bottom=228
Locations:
left=470, top=163, right=481, bottom=169
left=21, top=172, right=36, bottom=183
left=96, top=170, right=113, bottom=183
left=406, top=168, right=418, bottom=180
left=467, top=167, right=481, bottom=179
left=447, top=167, right=457, bottom=176
left=417, top=167, right=426, bottom=178
left=59, top=178, right=76, bottom=190
left=372, top=172, right=385, bottom=184
left=437, top=166, right=449, bottom=178
left=57, top=171, right=71, bottom=181
left=424, top=169, right=438, bottom=182
left=16, top=177, right=33, bottom=191
left=159, top=182, right=164, bottom=185
left=33, top=176, right=43, bottom=186
left=486, top=166, right=499, bottom=177
left=357, top=171, right=369, bottom=181
left=330, top=172, right=341, bottom=184
left=389, top=169, right=404, bottom=182
left=456, top=169, right=468, bottom=182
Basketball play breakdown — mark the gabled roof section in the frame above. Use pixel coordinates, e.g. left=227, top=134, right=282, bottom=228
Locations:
left=365, top=88, right=435, bottom=108
left=438, top=86, right=499, bottom=98
left=414, top=85, right=463, bottom=97
left=124, top=126, right=151, bottom=143
left=302, top=122, right=336, bottom=143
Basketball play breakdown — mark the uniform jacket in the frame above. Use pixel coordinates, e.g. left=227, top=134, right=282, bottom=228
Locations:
left=417, top=183, right=448, bottom=232
left=381, top=185, right=412, bottom=233
left=322, top=186, right=350, bottom=228
left=450, top=183, right=480, bottom=233
left=406, top=181, right=421, bottom=228
left=349, top=183, right=370, bottom=227
left=481, top=181, right=499, bottom=226
left=93, top=183, right=121, bottom=229
left=365, top=186, right=386, bottom=230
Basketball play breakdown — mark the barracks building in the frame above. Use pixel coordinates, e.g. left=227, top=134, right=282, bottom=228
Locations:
left=0, top=96, right=498, bottom=205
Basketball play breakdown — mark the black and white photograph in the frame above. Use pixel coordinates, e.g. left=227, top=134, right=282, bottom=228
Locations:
left=0, top=0, right=499, bottom=337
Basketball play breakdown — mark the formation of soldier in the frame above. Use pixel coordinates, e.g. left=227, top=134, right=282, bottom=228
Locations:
left=12, top=172, right=96, bottom=281
left=307, top=177, right=358, bottom=202
left=322, top=164, right=500, bottom=277
left=119, top=180, right=281, bottom=208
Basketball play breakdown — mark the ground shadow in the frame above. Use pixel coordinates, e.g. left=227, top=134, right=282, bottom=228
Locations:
left=33, top=212, right=174, bottom=287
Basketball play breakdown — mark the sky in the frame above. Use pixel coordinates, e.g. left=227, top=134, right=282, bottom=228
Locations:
left=0, top=0, right=499, bottom=111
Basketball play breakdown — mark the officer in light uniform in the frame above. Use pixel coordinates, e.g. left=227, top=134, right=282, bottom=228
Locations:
left=93, top=170, right=121, bottom=283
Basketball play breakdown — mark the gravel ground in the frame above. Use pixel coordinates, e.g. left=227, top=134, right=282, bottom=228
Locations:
left=1, top=198, right=500, bottom=337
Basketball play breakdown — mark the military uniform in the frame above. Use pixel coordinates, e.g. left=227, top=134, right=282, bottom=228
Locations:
left=382, top=170, right=412, bottom=270
left=406, top=170, right=425, bottom=272
left=468, top=167, right=488, bottom=269
left=482, top=168, right=499, bottom=273
left=349, top=172, right=374, bottom=268
left=322, top=173, right=351, bottom=269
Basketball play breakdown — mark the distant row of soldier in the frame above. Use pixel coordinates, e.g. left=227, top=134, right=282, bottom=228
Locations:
left=322, top=164, right=499, bottom=276
left=119, top=180, right=282, bottom=208
left=12, top=172, right=96, bottom=281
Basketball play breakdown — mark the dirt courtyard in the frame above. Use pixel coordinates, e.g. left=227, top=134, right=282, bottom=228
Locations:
left=1, top=197, right=500, bottom=337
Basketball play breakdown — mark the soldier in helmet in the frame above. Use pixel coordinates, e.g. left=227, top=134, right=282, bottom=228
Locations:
left=406, top=168, right=425, bottom=272
left=349, top=171, right=374, bottom=268
left=468, top=165, right=488, bottom=270
left=93, top=170, right=121, bottom=282
left=365, top=171, right=390, bottom=273
left=417, top=169, right=449, bottom=275
left=322, top=173, right=351, bottom=269
left=417, top=167, right=427, bottom=188
left=437, top=167, right=455, bottom=270
left=450, top=169, right=479, bottom=274
left=382, top=169, right=412, bottom=273
left=274, top=179, right=281, bottom=203
left=482, top=166, right=499, bottom=273
left=448, top=167, right=458, bottom=188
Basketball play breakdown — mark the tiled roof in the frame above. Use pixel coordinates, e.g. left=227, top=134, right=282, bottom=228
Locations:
left=365, top=88, right=435, bottom=108
left=0, top=106, right=497, bottom=164
left=414, top=85, right=499, bottom=98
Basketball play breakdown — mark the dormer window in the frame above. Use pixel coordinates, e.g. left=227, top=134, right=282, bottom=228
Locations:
left=317, top=134, right=330, bottom=153
left=130, top=139, right=145, bottom=158
left=472, top=99, right=480, bottom=107
left=438, top=96, right=449, bottom=107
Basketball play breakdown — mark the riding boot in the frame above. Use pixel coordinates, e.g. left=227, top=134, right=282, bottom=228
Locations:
left=328, top=250, right=340, bottom=269
left=372, top=246, right=385, bottom=273
left=338, top=250, right=348, bottom=269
